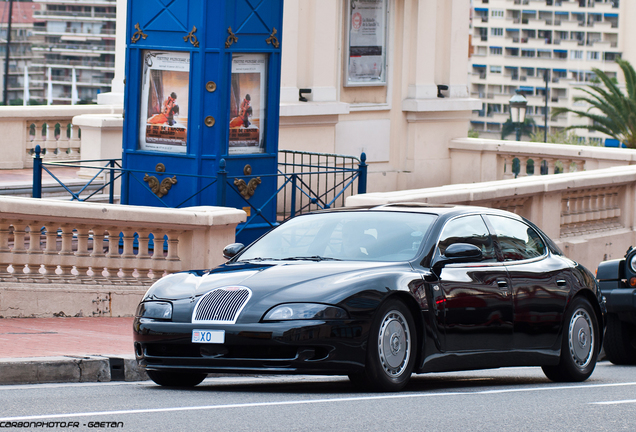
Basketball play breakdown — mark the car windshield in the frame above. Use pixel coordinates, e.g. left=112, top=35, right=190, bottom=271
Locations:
left=238, top=211, right=437, bottom=262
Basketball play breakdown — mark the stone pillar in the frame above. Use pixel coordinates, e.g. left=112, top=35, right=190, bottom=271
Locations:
left=280, top=0, right=300, bottom=103
left=97, top=0, right=126, bottom=105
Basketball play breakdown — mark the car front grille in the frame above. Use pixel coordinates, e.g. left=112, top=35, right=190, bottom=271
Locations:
left=192, top=287, right=251, bottom=324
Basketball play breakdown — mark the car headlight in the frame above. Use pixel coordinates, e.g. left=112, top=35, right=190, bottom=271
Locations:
left=136, top=301, right=173, bottom=320
left=263, top=303, right=349, bottom=321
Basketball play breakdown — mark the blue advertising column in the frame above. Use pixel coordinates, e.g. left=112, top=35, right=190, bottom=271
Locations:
left=122, top=0, right=284, bottom=243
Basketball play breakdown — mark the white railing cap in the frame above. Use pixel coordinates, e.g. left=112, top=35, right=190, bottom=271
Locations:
left=0, top=105, right=122, bottom=121
left=0, top=197, right=246, bottom=229
left=451, top=137, right=636, bottom=162
left=346, top=165, right=636, bottom=207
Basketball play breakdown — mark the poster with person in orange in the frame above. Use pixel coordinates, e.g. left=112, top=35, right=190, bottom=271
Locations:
left=229, top=54, right=267, bottom=154
left=139, top=51, right=190, bottom=153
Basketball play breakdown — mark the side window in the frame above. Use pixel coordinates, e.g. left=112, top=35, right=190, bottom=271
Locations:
left=486, top=215, right=546, bottom=261
left=437, top=215, right=496, bottom=262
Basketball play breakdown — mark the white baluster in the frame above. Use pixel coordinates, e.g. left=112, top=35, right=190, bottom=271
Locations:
left=58, top=225, right=74, bottom=278
left=0, top=222, right=13, bottom=278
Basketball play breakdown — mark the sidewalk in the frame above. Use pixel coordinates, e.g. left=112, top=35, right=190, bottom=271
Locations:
left=0, top=317, right=148, bottom=385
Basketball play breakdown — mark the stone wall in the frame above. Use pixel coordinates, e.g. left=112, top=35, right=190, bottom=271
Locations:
left=0, top=197, right=245, bottom=317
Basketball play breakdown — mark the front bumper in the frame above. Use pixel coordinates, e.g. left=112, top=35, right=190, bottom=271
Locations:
left=133, top=318, right=370, bottom=375
left=601, top=288, right=636, bottom=314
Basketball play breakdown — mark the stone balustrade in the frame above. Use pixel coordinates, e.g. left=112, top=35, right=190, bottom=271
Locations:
left=449, top=138, right=636, bottom=184
left=346, top=165, right=636, bottom=272
left=0, top=197, right=245, bottom=317
left=0, top=105, right=122, bottom=169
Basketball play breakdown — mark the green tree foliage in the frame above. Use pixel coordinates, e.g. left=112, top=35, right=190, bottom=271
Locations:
left=468, top=129, right=480, bottom=138
left=529, top=130, right=581, bottom=145
left=551, top=59, right=636, bottom=148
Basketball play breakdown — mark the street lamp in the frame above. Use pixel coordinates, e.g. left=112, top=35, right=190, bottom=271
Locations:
left=509, top=90, right=528, bottom=141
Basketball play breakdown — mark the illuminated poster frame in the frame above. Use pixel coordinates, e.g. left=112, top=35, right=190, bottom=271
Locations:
left=228, top=53, right=268, bottom=155
left=345, top=0, right=388, bottom=87
left=138, top=50, right=190, bottom=154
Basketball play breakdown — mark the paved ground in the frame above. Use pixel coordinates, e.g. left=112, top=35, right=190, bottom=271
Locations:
left=1, top=363, right=634, bottom=431
left=0, top=317, right=141, bottom=385
left=0, top=317, right=134, bottom=358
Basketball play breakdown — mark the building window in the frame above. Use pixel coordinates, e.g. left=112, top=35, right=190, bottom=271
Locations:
left=345, top=0, right=389, bottom=87
left=521, top=49, right=535, bottom=58
left=491, top=28, right=504, bottom=36
left=490, top=65, right=502, bottom=74
left=490, top=47, right=503, bottom=55
left=587, top=51, right=599, bottom=60
left=491, top=10, right=504, bottom=18
left=570, top=50, right=583, bottom=60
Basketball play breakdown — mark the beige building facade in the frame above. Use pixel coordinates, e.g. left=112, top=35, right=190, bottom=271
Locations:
left=470, top=0, right=636, bottom=145
left=277, top=0, right=481, bottom=192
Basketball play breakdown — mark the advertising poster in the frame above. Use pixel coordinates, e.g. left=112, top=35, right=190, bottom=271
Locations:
left=347, top=0, right=387, bottom=86
left=139, top=51, right=190, bottom=153
left=229, top=53, right=267, bottom=154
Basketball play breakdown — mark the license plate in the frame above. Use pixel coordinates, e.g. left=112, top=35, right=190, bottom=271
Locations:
left=192, top=329, right=225, bottom=344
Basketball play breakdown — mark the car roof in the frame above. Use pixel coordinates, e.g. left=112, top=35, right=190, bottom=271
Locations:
left=318, top=203, right=522, bottom=220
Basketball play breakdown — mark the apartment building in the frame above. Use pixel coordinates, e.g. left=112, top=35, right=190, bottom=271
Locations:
left=30, top=0, right=116, bottom=104
left=0, top=1, right=45, bottom=104
left=470, top=0, right=632, bottom=145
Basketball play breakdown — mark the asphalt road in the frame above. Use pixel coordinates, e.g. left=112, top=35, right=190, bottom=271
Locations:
left=0, top=362, right=634, bottom=431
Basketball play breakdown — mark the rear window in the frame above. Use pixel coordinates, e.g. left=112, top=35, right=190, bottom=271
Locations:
left=486, top=215, right=546, bottom=261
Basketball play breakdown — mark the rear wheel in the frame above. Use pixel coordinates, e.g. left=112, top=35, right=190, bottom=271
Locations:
left=146, top=370, right=208, bottom=387
left=604, top=314, right=636, bottom=365
left=542, top=297, right=599, bottom=382
left=350, top=299, right=416, bottom=392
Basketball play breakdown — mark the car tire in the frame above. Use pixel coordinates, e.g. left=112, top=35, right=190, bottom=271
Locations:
left=355, top=299, right=416, bottom=392
left=603, top=314, right=636, bottom=365
left=146, top=370, right=208, bottom=387
left=542, top=296, right=599, bottom=382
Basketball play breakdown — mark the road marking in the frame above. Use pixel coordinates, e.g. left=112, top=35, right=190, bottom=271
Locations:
left=1, top=381, right=636, bottom=422
left=590, top=399, right=636, bottom=406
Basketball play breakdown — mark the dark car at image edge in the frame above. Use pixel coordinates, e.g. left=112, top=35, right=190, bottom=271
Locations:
left=133, top=203, right=606, bottom=391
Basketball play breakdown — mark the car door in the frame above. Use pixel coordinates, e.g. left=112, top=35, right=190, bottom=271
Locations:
left=435, top=215, right=514, bottom=352
left=484, top=214, right=570, bottom=350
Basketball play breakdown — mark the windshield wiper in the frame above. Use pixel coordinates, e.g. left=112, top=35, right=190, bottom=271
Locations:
left=239, top=256, right=341, bottom=262
left=279, top=256, right=342, bottom=261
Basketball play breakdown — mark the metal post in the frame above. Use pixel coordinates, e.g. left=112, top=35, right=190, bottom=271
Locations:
left=217, top=158, right=227, bottom=207
left=357, top=152, right=368, bottom=195
left=32, top=145, right=42, bottom=198
left=290, top=174, right=297, bottom=218
left=544, top=70, right=549, bottom=143
left=515, top=126, right=521, bottom=142
left=108, top=159, right=115, bottom=204
left=3, top=0, right=15, bottom=106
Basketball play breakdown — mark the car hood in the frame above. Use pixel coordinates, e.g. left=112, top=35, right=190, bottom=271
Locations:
left=143, top=260, right=416, bottom=320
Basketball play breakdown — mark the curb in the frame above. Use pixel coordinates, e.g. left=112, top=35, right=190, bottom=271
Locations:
left=0, top=355, right=148, bottom=385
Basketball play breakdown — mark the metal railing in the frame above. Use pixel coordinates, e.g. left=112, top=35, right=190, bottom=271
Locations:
left=32, top=146, right=368, bottom=236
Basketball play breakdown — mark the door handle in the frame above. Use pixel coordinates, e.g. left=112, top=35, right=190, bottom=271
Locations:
left=497, top=280, right=508, bottom=289
left=556, top=279, right=567, bottom=287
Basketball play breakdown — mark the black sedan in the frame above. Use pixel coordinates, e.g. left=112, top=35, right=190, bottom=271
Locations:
left=133, top=204, right=606, bottom=391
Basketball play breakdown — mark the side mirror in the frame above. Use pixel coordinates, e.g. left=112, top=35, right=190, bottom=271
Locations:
left=223, top=243, right=245, bottom=259
left=434, top=243, right=483, bottom=270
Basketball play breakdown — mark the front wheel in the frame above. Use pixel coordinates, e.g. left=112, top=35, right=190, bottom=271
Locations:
left=542, top=297, right=599, bottom=382
left=146, top=370, right=208, bottom=387
left=350, top=299, right=417, bottom=392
